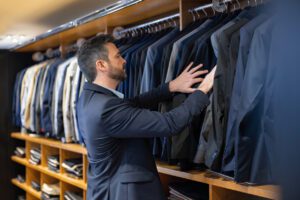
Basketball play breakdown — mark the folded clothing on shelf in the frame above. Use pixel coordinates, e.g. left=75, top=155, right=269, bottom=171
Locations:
left=14, top=147, right=25, bottom=158
left=29, top=148, right=41, bottom=165
left=168, top=182, right=209, bottom=200
left=64, top=191, right=83, bottom=200
left=48, top=164, right=59, bottom=173
left=18, top=196, right=25, bottom=200
left=41, top=192, right=60, bottom=200
left=47, top=155, right=60, bottom=172
left=31, top=180, right=41, bottom=191
left=65, top=166, right=83, bottom=178
left=30, top=148, right=41, bottom=158
left=42, top=182, right=60, bottom=200
left=16, top=174, right=25, bottom=183
left=62, top=158, right=83, bottom=178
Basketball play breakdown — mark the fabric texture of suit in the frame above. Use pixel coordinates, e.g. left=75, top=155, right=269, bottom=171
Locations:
left=77, top=82, right=209, bottom=200
left=12, top=69, right=26, bottom=127
left=30, top=66, right=44, bottom=132
left=222, top=14, right=269, bottom=175
left=62, top=58, right=78, bottom=142
left=33, top=66, right=47, bottom=133
left=71, top=62, right=83, bottom=143
left=41, top=59, right=62, bottom=135
left=234, top=19, right=274, bottom=184
left=271, top=1, right=300, bottom=198
left=20, top=62, right=45, bottom=131
left=52, top=58, right=72, bottom=138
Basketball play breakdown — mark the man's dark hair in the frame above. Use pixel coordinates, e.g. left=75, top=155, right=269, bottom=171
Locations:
left=77, top=35, right=115, bottom=82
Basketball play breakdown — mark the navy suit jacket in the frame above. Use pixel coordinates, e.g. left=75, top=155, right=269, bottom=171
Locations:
left=77, top=82, right=209, bottom=200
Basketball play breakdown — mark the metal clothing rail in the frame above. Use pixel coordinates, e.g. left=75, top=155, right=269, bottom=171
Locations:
left=119, top=0, right=235, bottom=34
left=119, top=13, right=180, bottom=33
left=11, top=0, right=143, bottom=50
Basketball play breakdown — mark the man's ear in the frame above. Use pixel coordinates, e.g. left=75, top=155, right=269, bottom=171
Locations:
left=95, top=59, right=107, bottom=72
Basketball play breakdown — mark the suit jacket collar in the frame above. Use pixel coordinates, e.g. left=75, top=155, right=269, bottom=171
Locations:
left=84, top=82, right=118, bottom=97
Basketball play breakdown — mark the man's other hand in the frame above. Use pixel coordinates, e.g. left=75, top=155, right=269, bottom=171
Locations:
left=198, top=65, right=216, bottom=94
left=169, top=62, right=208, bottom=94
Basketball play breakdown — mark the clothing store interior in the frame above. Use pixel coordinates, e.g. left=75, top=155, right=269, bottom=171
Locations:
left=1, top=0, right=300, bottom=199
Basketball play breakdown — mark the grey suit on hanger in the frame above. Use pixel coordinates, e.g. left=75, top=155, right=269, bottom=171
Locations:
left=234, top=19, right=274, bottom=184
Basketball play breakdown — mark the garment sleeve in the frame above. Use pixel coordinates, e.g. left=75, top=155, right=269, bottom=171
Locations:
left=101, top=90, right=210, bottom=138
left=129, top=83, right=173, bottom=110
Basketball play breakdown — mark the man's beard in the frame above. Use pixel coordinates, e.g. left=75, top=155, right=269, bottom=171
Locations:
left=107, top=63, right=127, bottom=81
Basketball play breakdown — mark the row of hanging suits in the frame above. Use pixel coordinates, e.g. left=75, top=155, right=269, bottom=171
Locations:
left=194, top=7, right=274, bottom=185
left=12, top=55, right=85, bottom=143
left=115, top=4, right=274, bottom=185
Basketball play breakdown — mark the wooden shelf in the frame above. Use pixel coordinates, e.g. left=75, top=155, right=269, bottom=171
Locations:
left=11, top=132, right=87, bottom=155
left=12, top=156, right=87, bottom=190
left=16, top=0, right=179, bottom=52
left=12, top=155, right=28, bottom=166
left=12, top=132, right=280, bottom=199
left=11, top=178, right=41, bottom=199
left=156, top=161, right=279, bottom=199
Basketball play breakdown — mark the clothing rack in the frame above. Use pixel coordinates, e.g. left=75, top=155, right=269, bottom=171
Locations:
left=117, top=0, right=265, bottom=36
left=12, top=0, right=142, bottom=50
left=119, top=13, right=179, bottom=35
left=119, top=0, right=236, bottom=35
left=192, top=0, right=232, bottom=12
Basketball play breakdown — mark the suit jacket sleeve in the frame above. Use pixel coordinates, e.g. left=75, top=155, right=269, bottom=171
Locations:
left=101, top=90, right=210, bottom=138
left=129, top=83, right=173, bottom=110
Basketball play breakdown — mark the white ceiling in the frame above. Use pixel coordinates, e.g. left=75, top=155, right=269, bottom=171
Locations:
left=0, top=0, right=120, bottom=49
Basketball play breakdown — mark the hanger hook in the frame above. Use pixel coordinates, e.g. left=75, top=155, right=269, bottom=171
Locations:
left=202, top=8, right=208, bottom=17
left=134, top=29, right=136, bottom=35
left=211, top=6, right=215, bottom=16
left=191, top=9, right=196, bottom=22
left=157, top=22, right=160, bottom=32
left=169, top=19, right=173, bottom=27
left=173, top=17, right=177, bottom=27
left=195, top=9, right=200, bottom=19
left=135, top=29, right=138, bottom=36
left=163, top=21, right=167, bottom=29
left=166, top=19, right=171, bottom=27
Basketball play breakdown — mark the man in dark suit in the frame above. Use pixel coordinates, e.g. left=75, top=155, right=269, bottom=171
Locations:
left=76, top=35, right=216, bottom=200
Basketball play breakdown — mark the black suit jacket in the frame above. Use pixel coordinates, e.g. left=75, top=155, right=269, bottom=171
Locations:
left=77, top=82, right=209, bottom=200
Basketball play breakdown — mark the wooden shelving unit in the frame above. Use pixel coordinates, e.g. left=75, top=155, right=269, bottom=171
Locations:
left=12, top=178, right=41, bottom=199
left=12, top=132, right=279, bottom=200
left=11, top=132, right=87, bottom=200
left=12, top=156, right=86, bottom=190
